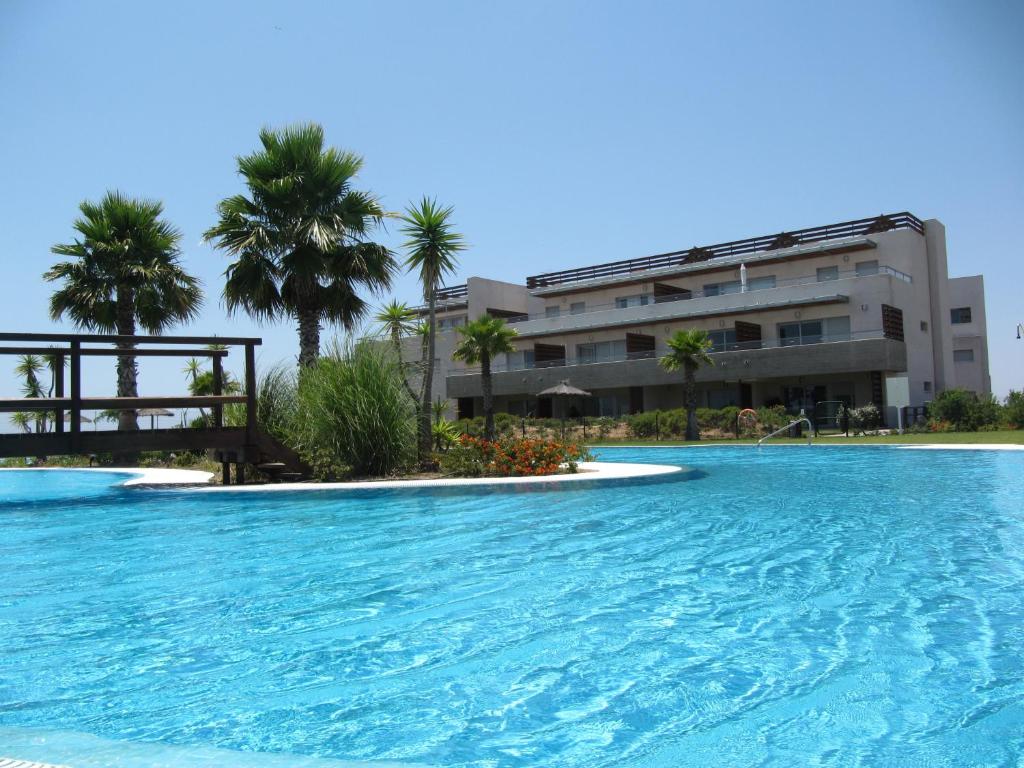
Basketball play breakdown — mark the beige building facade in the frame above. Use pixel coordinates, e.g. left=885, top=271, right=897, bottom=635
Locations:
left=408, top=212, right=990, bottom=425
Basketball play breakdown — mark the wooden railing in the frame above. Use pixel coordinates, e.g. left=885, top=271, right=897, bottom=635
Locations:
left=526, top=212, right=925, bottom=289
left=0, top=332, right=261, bottom=460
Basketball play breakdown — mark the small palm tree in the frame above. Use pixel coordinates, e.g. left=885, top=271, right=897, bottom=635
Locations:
left=659, top=329, right=713, bottom=441
left=13, top=354, right=49, bottom=433
left=452, top=315, right=518, bottom=441
left=205, top=123, right=397, bottom=368
left=432, top=397, right=450, bottom=424
left=375, top=300, right=420, bottom=403
left=402, top=198, right=465, bottom=458
left=47, top=191, right=203, bottom=434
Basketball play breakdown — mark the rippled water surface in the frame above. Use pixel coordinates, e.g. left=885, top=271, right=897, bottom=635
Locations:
left=2, top=447, right=1023, bottom=767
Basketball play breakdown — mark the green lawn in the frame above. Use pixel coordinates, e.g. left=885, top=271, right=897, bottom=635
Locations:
left=588, top=430, right=1024, bottom=447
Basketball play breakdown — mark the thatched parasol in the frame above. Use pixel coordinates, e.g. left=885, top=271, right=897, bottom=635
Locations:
left=138, top=407, right=175, bottom=430
left=537, top=380, right=592, bottom=435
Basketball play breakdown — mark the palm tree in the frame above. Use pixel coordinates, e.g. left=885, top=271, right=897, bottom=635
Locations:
left=14, top=354, right=49, bottom=433
left=401, top=198, right=465, bottom=457
left=659, top=329, right=713, bottom=441
left=452, top=315, right=518, bottom=441
left=205, top=123, right=396, bottom=368
left=375, top=300, right=419, bottom=404
left=46, top=191, right=203, bottom=434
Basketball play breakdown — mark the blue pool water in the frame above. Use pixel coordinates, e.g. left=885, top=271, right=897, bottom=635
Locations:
left=1, top=447, right=1023, bottom=767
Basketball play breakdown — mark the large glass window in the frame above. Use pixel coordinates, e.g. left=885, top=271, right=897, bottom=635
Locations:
left=824, top=316, right=851, bottom=341
left=506, top=349, right=535, bottom=370
left=545, top=306, right=561, bottom=318
left=570, top=302, right=585, bottom=315
left=614, top=294, right=650, bottom=309
left=855, top=260, right=879, bottom=276
left=703, top=280, right=742, bottom=297
left=436, top=315, right=467, bottom=331
left=707, top=329, right=737, bottom=352
left=778, top=316, right=848, bottom=346
left=576, top=340, right=626, bottom=364
left=950, top=307, right=972, bottom=324
left=747, top=275, right=777, bottom=291
left=817, top=266, right=839, bottom=282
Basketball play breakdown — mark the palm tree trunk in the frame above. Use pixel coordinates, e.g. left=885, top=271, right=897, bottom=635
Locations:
left=297, top=307, right=321, bottom=368
left=684, top=362, right=700, bottom=441
left=115, top=287, right=139, bottom=433
left=393, top=327, right=420, bottom=405
left=419, top=289, right=436, bottom=461
left=113, top=286, right=139, bottom=465
left=481, top=351, right=495, bottom=441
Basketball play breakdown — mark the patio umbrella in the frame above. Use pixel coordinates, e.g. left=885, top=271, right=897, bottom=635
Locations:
left=537, top=380, right=592, bottom=436
left=63, top=412, right=93, bottom=430
left=138, top=407, right=175, bottom=430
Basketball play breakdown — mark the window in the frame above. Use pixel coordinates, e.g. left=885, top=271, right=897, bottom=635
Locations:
left=855, top=260, right=879, bottom=276
left=436, top=315, right=467, bottom=331
left=707, top=329, right=737, bottom=352
left=950, top=307, right=972, bottom=324
left=506, top=349, right=535, bottom=370
left=576, top=340, right=626, bottom=364
left=924, top=381, right=932, bottom=392
left=545, top=306, right=561, bottom=318
left=823, top=316, right=851, bottom=341
left=703, top=280, right=742, bottom=297
left=746, top=275, right=777, bottom=291
left=920, top=321, right=928, bottom=332
left=570, top=302, right=585, bottom=315
left=954, top=349, right=975, bottom=363
left=615, top=294, right=650, bottom=309
left=777, top=316, right=849, bottom=346
left=817, top=266, right=839, bottom=282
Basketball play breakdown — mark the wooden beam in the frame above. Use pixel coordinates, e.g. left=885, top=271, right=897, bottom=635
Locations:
left=0, top=395, right=248, bottom=413
left=0, top=332, right=261, bottom=346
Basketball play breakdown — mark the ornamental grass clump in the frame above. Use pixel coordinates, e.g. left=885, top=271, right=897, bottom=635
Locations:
left=439, top=435, right=589, bottom=478
left=292, top=340, right=417, bottom=478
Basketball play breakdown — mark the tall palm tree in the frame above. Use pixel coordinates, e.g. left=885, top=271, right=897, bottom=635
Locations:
left=659, top=329, right=713, bottom=441
left=401, top=198, right=465, bottom=458
left=205, top=123, right=396, bottom=368
left=452, top=315, right=518, bottom=441
left=47, top=191, right=202, bottom=434
left=375, top=300, right=419, bottom=404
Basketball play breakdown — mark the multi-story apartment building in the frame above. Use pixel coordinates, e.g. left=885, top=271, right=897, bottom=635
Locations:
left=408, top=212, right=990, bottom=425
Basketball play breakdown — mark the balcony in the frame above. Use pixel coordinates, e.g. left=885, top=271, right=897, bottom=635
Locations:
left=501, top=267, right=908, bottom=341
left=445, top=332, right=907, bottom=399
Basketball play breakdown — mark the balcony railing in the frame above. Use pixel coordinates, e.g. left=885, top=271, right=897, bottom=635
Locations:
left=448, top=329, right=893, bottom=376
left=526, top=212, right=924, bottom=288
left=505, top=265, right=911, bottom=324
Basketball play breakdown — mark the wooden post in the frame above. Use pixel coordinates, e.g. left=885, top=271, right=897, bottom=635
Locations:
left=245, top=343, right=256, bottom=440
left=212, top=355, right=224, bottom=429
left=236, top=462, right=246, bottom=485
left=54, top=354, right=65, bottom=434
left=70, top=341, right=81, bottom=452
left=222, top=460, right=231, bottom=486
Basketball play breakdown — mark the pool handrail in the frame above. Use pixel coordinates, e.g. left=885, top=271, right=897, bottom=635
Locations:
left=758, top=416, right=814, bottom=447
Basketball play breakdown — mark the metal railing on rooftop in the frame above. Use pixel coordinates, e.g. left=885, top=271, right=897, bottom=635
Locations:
left=526, top=212, right=924, bottom=289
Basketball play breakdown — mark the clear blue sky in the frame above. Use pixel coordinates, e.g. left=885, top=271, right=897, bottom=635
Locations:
left=1, top=0, right=1022, bottom=406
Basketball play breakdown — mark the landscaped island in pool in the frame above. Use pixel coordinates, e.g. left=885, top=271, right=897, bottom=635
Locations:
left=2, top=446, right=1023, bottom=767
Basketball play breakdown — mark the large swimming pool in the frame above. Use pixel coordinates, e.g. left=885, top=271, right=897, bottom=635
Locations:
left=2, top=447, right=1023, bottom=767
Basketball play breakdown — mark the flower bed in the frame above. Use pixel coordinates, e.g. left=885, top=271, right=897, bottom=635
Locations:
left=439, top=436, right=590, bottom=477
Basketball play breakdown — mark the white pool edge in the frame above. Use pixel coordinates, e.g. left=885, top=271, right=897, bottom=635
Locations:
left=0, top=462, right=683, bottom=490
left=593, top=443, right=1024, bottom=451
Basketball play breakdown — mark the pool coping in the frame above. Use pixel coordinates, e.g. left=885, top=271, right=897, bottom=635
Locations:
left=0, top=462, right=683, bottom=490
left=592, top=443, right=1024, bottom=451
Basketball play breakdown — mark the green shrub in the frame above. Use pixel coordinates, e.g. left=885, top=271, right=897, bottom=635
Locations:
left=439, top=435, right=590, bottom=477
left=290, top=341, right=417, bottom=478
left=849, top=404, right=881, bottom=433
left=928, top=388, right=1000, bottom=432
left=1005, top=390, right=1024, bottom=429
